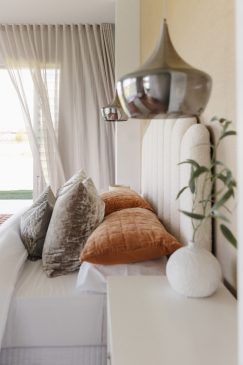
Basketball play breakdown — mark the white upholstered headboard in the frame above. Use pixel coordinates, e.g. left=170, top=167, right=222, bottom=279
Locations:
left=142, top=118, right=212, bottom=251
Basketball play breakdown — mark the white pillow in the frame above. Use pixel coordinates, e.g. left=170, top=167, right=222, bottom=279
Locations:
left=76, top=257, right=167, bottom=293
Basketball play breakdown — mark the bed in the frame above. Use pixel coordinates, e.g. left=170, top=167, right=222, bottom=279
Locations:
left=0, top=117, right=211, bottom=365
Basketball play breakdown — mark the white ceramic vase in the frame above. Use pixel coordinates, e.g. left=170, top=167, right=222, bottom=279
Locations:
left=166, top=241, right=222, bottom=298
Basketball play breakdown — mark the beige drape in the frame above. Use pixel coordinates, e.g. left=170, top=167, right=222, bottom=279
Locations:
left=0, top=24, right=115, bottom=196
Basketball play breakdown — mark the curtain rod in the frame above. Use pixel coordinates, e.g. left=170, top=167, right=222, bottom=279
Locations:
left=0, top=23, right=115, bottom=27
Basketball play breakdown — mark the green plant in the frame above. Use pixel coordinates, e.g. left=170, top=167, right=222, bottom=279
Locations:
left=177, top=117, right=237, bottom=247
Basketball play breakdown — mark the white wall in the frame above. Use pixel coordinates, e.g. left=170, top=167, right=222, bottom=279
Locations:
left=236, top=0, right=243, bottom=362
left=140, top=0, right=237, bottom=290
left=115, top=0, right=141, bottom=192
left=0, top=0, right=115, bottom=23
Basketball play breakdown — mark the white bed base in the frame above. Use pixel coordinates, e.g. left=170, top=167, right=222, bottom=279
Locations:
left=0, top=346, right=107, bottom=365
left=142, top=117, right=212, bottom=250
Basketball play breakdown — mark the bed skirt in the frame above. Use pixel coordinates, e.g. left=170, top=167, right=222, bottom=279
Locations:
left=0, top=345, right=107, bottom=365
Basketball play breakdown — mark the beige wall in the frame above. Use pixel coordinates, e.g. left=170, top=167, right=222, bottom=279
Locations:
left=115, top=0, right=141, bottom=193
left=236, top=0, right=243, bottom=357
left=140, top=0, right=237, bottom=289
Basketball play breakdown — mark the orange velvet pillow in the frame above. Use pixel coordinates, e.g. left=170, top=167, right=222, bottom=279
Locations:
left=80, top=207, right=182, bottom=265
left=100, top=189, right=154, bottom=216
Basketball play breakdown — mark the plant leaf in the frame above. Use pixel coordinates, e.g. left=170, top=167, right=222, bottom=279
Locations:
left=211, top=116, right=219, bottom=122
left=219, top=118, right=228, bottom=124
left=215, top=170, right=237, bottom=191
left=231, top=179, right=237, bottom=188
left=176, top=186, right=188, bottom=200
left=188, top=166, right=208, bottom=194
left=180, top=210, right=205, bottom=220
left=214, top=160, right=226, bottom=167
left=217, top=172, right=230, bottom=185
left=191, top=166, right=209, bottom=179
left=189, top=175, right=196, bottom=194
left=223, top=121, right=232, bottom=131
left=220, top=224, right=237, bottom=248
left=211, top=211, right=230, bottom=222
left=219, top=130, right=236, bottom=141
left=178, top=159, right=200, bottom=168
left=212, top=189, right=234, bottom=211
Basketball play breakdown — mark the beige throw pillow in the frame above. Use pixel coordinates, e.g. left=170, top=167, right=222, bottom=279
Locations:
left=100, top=189, right=154, bottom=216
left=20, top=186, right=56, bottom=260
left=80, top=207, right=182, bottom=265
left=42, top=174, right=105, bottom=277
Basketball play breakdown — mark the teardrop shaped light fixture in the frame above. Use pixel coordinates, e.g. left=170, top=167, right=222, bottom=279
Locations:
left=117, top=19, right=212, bottom=119
left=101, top=90, right=128, bottom=122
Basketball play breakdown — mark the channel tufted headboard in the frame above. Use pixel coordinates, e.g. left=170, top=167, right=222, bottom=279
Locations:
left=141, top=118, right=212, bottom=251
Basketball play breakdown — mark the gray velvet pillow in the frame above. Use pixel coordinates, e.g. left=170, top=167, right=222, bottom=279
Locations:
left=20, top=186, right=56, bottom=260
left=42, top=175, right=105, bottom=277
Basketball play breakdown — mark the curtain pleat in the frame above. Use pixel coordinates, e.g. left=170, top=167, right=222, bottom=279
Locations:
left=0, top=23, right=115, bottom=195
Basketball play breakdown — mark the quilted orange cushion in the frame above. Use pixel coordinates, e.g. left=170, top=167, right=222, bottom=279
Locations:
left=100, top=189, right=154, bottom=216
left=80, top=207, right=182, bottom=264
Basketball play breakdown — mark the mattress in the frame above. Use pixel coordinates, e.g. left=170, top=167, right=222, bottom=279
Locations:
left=2, top=260, right=107, bottom=348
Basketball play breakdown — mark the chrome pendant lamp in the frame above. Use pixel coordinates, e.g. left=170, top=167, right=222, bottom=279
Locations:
left=117, top=18, right=212, bottom=119
left=101, top=90, right=128, bottom=122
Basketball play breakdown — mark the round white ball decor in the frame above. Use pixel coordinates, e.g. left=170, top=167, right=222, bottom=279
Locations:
left=166, top=241, right=222, bottom=298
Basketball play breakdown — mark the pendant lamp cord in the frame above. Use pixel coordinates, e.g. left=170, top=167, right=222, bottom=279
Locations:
left=163, top=0, right=167, bottom=20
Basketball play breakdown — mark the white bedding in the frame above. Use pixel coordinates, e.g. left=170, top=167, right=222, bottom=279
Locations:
left=77, top=258, right=167, bottom=293
left=2, top=260, right=107, bottom=348
left=0, top=346, right=107, bottom=365
left=3, top=258, right=167, bottom=348
left=0, top=210, right=28, bottom=350
left=0, top=209, right=167, bottom=353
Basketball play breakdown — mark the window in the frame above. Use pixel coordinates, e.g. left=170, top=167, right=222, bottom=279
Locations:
left=0, top=68, right=59, bottom=214
left=0, top=69, right=33, bottom=214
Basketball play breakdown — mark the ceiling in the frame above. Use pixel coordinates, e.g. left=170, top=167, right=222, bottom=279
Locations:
left=0, top=0, right=115, bottom=24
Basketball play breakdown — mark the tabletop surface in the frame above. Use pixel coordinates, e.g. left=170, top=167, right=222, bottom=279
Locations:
left=107, top=275, right=237, bottom=365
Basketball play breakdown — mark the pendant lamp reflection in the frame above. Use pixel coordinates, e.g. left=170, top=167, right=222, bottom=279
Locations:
left=101, top=90, right=128, bottom=122
left=117, top=19, right=212, bottom=119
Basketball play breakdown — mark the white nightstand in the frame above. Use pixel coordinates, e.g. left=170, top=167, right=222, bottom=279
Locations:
left=107, top=276, right=237, bottom=365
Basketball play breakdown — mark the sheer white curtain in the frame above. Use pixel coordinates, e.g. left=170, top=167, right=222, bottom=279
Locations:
left=0, top=24, right=115, bottom=196
left=58, top=24, right=115, bottom=190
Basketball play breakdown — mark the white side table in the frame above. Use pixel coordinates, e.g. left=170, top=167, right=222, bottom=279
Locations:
left=107, top=276, right=237, bottom=365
